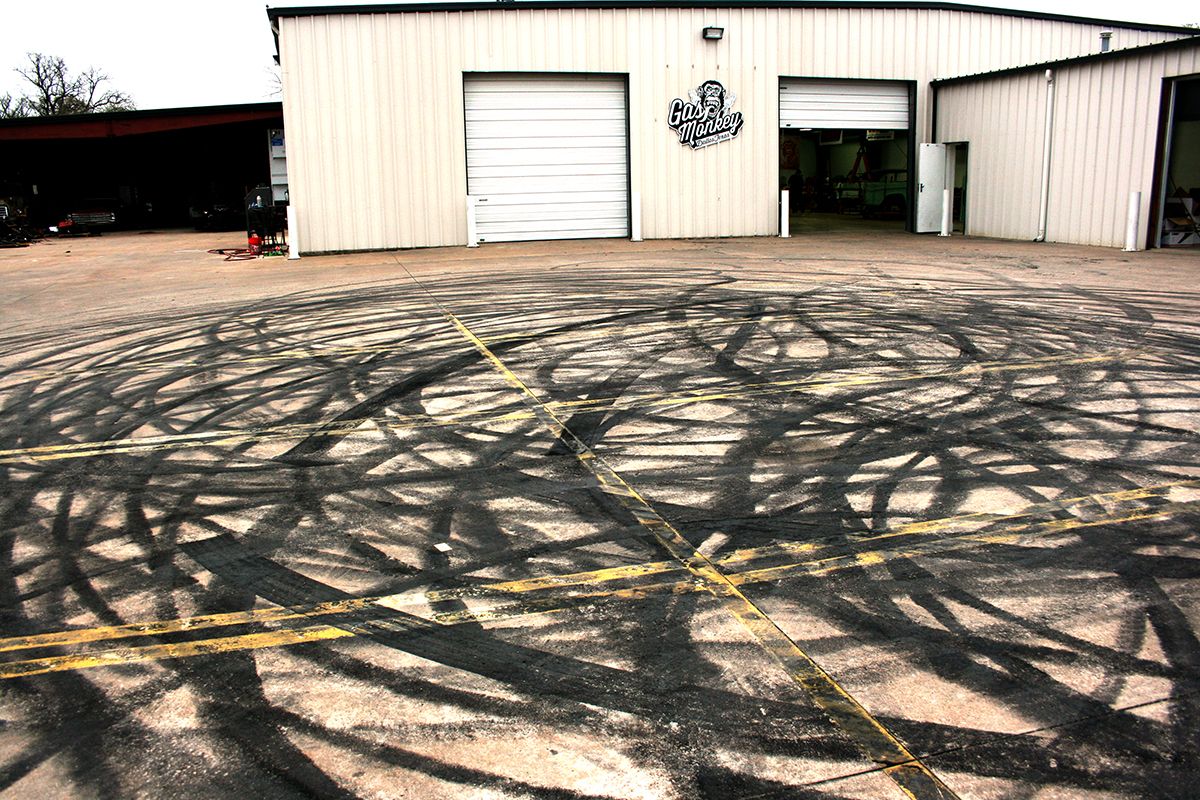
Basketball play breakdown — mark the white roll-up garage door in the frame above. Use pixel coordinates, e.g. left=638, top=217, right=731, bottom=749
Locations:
left=464, top=74, right=629, bottom=243
left=779, top=79, right=910, bottom=130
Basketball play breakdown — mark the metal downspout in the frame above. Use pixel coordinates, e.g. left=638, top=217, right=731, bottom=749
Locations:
left=1035, top=69, right=1056, bottom=242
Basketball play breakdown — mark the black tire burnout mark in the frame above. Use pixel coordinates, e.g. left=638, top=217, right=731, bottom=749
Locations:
left=1, top=264, right=1199, bottom=797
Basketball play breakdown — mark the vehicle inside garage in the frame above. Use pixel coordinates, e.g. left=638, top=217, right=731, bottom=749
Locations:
left=779, top=127, right=911, bottom=233
left=779, top=78, right=914, bottom=234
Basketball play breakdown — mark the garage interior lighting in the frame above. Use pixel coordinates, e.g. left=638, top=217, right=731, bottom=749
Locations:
left=702, top=26, right=724, bottom=40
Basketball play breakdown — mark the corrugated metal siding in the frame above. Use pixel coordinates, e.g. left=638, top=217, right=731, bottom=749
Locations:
left=277, top=8, right=1188, bottom=252
left=935, top=71, right=1046, bottom=240
left=938, top=44, right=1200, bottom=247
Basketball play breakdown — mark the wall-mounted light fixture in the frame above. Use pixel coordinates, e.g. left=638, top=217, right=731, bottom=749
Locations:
left=702, top=26, right=724, bottom=40
left=1099, top=30, right=1113, bottom=52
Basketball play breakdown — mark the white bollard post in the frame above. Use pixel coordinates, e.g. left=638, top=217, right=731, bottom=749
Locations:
left=466, top=196, right=479, bottom=248
left=780, top=190, right=790, bottom=238
left=631, top=191, right=643, bottom=242
left=286, top=205, right=300, bottom=259
left=1123, top=191, right=1141, bottom=252
left=939, top=188, right=953, bottom=237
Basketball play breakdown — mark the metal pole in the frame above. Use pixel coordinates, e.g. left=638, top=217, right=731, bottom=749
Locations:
left=939, top=188, right=953, bottom=236
left=466, top=196, right=479, bottom=248
left=286, top=205, right=300, bottom=260
left=1123, top=190, right=1142, bottom=252
left=780, top=190, right=790, bottom=238
left=631, top=191, right=643, bottom=242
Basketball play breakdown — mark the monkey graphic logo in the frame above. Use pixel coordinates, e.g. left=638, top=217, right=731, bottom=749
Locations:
left=667, top=80, right=744, bottom=149
left=693, top=80, right=729, bottom=120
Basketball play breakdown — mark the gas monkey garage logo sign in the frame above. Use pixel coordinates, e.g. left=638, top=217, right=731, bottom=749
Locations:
left=667, top=80, right=744, bottom=149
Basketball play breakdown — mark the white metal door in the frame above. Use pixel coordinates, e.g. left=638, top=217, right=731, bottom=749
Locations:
left=464, top=75, right=628, bottom=243
left=917, top=143, right=947, bottom=233
left=779, top=79, right=909, bottom=129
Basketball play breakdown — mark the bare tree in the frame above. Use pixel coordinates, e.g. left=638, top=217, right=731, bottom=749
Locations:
left=1, top=53, right=134, bottom=118
left=0, top=93, right=31, bottom=119
left=266, top=64, right=283, bottom=98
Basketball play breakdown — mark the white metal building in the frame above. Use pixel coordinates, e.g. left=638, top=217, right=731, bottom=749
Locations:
left=267, top=1, right=1198, bottom=254
left=934, top=37, right=1200, bottom=249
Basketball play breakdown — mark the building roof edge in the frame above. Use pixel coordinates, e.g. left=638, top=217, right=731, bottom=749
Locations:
left=265, top=1, right=1198, bottom=35
left=932, top=34, right=1200, bottom=86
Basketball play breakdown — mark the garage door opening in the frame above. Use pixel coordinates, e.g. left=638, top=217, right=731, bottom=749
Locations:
left=951, top=142, right=969, bottom=234
left=779, top=79, right=914, bottom=235
left=1154, top=75, right=1200, bottom=248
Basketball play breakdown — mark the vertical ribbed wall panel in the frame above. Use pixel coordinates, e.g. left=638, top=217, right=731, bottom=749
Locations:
left=938, top=45, right=1199, bottom=247
left=1047, top=48, right=1200, bottom=247
left=278, top=8, right=1190, bottom=252
left=937, top=72, right=1045, bottom=241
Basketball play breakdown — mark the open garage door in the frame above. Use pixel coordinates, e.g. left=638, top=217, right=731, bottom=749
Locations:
left=780, top=79, right=910, bottom=130
left=464, top=74, right=629, bottom=243
left=778, top=78, right=913, bottom=234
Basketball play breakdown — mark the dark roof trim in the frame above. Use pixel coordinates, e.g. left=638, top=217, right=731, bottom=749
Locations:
left=266, top=1, right=1198, bottom=35
left=932, top=34, right=1200, bottom=86
left=0, top=101, right=283, bottom=128
left=0, top=102, right=283, bottom=141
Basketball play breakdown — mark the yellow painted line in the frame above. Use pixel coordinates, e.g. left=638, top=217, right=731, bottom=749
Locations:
left=0, top=585, right=707, bottom=679
left=727, top=503, right=1199, bottom=586
left=0, top=496, right=1192, bottom=682
left=999, top=503, right=1200, bottom=536
left=431, top=298, right=959, bottom=799
left=718, top=477, right=1200, bottom=564
left=0, top=625, right=353, bottom=679
left=0, top=564, right=695, bottom=657
left=0, top=565, right=685, bottom=654
left=1, top=341, right=437, bottom=383
left=0, top=350, right=1132, bottom=465
left=435, top=500, right=1200, bottom=622
left=4, top=479, right=1193, bottom=659
left=0, top=599, right=379, bottom=655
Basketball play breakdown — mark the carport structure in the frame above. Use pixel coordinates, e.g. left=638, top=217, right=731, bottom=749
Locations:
left=0, top=102, right=283, bottom=229
left=0, top=233, right=1198, bottom=799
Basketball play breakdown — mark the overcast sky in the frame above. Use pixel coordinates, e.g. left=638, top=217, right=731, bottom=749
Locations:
left=0, top=0, right=1195, bottom=110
